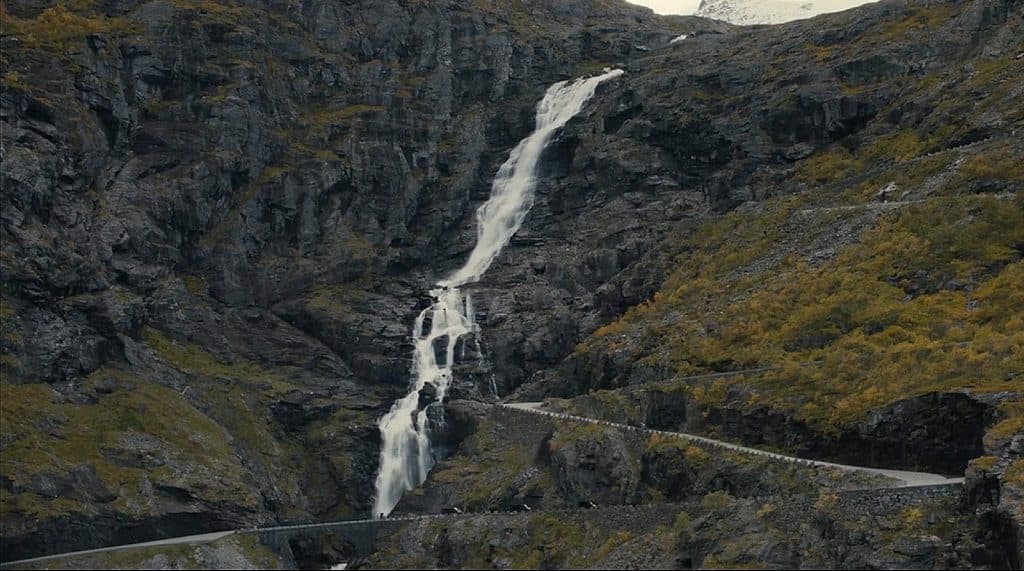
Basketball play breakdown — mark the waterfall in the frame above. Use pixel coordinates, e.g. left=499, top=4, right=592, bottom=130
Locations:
left=371, top=69, right=624, bottom=517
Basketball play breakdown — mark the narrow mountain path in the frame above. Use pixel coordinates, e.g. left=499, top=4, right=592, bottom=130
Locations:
left=499, top=402, right=965, bottom=487
left=796, top=190, right=1016, bottom=216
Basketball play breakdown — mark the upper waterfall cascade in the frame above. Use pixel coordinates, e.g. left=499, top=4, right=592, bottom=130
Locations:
left=371, top=69, right=625, bottom=517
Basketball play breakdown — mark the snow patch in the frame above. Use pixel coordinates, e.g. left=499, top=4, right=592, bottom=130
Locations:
left=696, top=0, right=877, bottom=25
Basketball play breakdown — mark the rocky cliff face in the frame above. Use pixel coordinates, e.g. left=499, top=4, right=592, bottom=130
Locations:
left=411, top=0, right=1021, bottom=566
left=2, top=0, right=1022, bottom=566
left=0, top=0, right=696, bottom=559
left=371, top=405, right=989, bottom=570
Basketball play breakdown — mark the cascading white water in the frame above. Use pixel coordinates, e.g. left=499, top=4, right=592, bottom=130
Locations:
left=438, top=68, right=625, bottom=288
left=371, top=69, right=624, bottom=517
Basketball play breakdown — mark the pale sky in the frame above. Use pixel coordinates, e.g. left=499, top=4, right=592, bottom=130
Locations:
left=627, top=0, right=702, bottom=14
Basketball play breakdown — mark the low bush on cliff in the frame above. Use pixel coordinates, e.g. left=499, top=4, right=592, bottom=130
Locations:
left=987, top=400, right=1024, bottom=444
left=513, top=514, right=586, bottom=568
left=1005, top=461, right=1024, bottom=487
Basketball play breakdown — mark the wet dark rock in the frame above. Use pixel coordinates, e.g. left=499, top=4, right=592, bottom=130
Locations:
left=432, top=399, right=488, bottom=451
left=1, top=0, right=694, bottom=556
left=418, top=384, right=439, bottom=410
left=550, top=430, right=642, bottom=506
left=271, top=392, right=336, bottom=433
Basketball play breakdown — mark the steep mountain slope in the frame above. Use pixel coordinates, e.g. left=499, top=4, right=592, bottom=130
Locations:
left=383, top=0, right=1023, bottom=567
left=0, top=0, right=696, bottom=560
left=372, top=406, right=983, bottom=569
left=557, top=0, right=1023, bottom=469
left=1, top=0, right=1021, bottom=567
left=696, top=0, right=876, bottom=25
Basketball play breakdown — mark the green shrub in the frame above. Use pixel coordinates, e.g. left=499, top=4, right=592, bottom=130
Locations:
left=1005, top=460, right=1024, bottom=486
left=796, top=148, right=862, bottom=184
left=701, top=491, right=734, bottom=510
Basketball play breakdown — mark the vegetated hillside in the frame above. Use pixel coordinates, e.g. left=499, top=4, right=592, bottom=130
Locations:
left=395, top=0, right=1022, bottom=568
left=369, top=406, right=987, bottom=569
left=557, top=0, right=1022, bottom=479
left=513, top=0, right=1023, bottom=459
left=0, top=0, right=695, bottom=560
left=1, top=0, right=1021, bottom=568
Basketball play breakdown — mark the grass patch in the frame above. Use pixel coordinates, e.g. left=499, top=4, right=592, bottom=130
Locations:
left=576, top=193, right=1024, bottom=430
left=1005, top=460, right=1024, bottom=486
left=550, top=422, right=608, bottom=452
left=588, top=530, right=634, bottom=564
left=0, top=369, right=255, bottom=520
left=645, top=432, right=686, bottom=454
left=512, top=514, right=585, bottom=569
left=182, top=275, right=207, bottom=297
left=700, top=490, right=734, bottom=511
left=971, top=455, right=999, bottom=471
left=988, top=399, right=1024, bottom=441
left=796, top=147, right=862, bottom=185
left=2, top=3, right=137, bottom=53
left=143, top=327, right=282, bottom=385
left=296, top=104, right=385, bottom=137
left=858, top=5, right=957, bottom=46
left=953, top=146, right=1024, bottom=189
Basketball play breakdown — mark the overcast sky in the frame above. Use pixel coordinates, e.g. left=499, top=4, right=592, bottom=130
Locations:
left=627, top=0, right=702, bottom=14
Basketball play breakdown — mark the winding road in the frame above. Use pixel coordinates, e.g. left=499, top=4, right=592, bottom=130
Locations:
left=500, top=401, right=965, bottom=487
left=0, top=531, right=236, bottom=569
left=0, top=401, right=964, bottom=568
